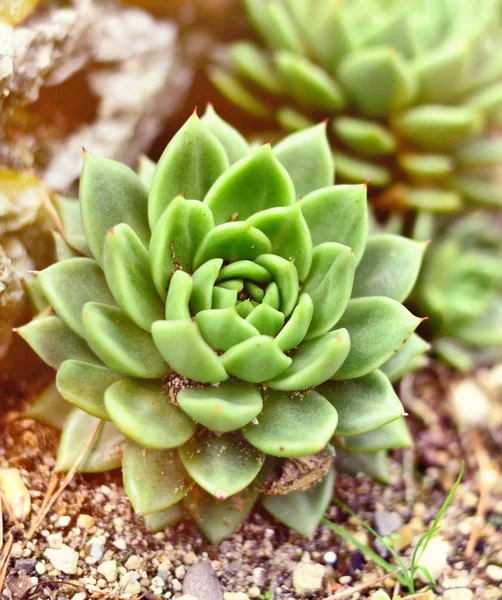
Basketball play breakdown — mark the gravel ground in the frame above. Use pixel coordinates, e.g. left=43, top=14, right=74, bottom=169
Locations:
left=1, top=367, right=501, bottom=600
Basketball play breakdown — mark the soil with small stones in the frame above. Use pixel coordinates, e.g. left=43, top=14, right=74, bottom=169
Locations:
left=1, top=366, right=501, bottom=600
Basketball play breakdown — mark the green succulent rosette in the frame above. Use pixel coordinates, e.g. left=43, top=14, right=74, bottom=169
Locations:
left=211, top=0, right=502, bottom=220
left=416, top=212, right=502, bottom=372
left=19, top=109, right=426, bottom=542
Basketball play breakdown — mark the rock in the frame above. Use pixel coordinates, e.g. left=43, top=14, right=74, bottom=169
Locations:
left=77, top=514, right=95, bottom=529
left=323, top=551, right=337, bottom=565
left=292, top=562, right=326, bottom=595
left=248, top=588, right=261, bottom=599
left=178, top=596, right=199, bottom=600
left=97, top=560, right=118, bottom=583
left=183, top=552, right=198, bottom=565
left=371, top=592, right=391, bottom=600
left=44, top=545, right=79, bottom=574
left=224, top=594, right=249, bottom=600
left=486, top=564, right=502, bottom=582
left=48, top=533, right=63, bottom=549
left=374, top=511, right=403, bottom=537
left=415, top=537, right=452, bottom=583
left=73, top=593, right=87, bottom=600
left=125, top=555, right=144, bottom=570
left=443, top=590, right=473, bottom=600
left=124, top=582, right=141, bottom=596
left=175, top=564, right=186, bottom=580
left=87, top=536, right=106, bottom=561
left=14, top=559, right=36, bottom=574
left=0, top=468, right=31, bottom=521
left=183, top=560, right=223, bottom=600
left=450, top=379, right=491, bottom=429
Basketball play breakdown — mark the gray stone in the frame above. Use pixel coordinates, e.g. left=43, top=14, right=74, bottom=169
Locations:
left=374, top=511, right=403, bottom=536
left=183, top=560, right=223, bottom=600
left=14, top=559, right=36, bottom=574
left=292, top=562, right=326, bottom=595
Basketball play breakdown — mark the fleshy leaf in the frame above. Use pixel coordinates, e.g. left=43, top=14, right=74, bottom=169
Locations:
left=165, top=271, right=193, bottom=321
left=105, top=379, right=196, bottom=449
left=52, top=196, right=90, bottom=256
left=261, top=467, right=335, bottom=536
left=212, top=286, right=237, bottom=309
left=301, top=185, right=367, bottom=263
left=83, top=303, right=167, bottom=378
left=380, top=333, right=430, bottom=383
left=255, top=254, right=299, bottom=317
left=184, top=484, right=259, bottom=544
left=152, top=320, right=229, bottom=383
left=332, top=151, right=391, bottom=187
left=339, top=417, right=412, bottom=452
left=336, top=449, right=390, bottom=484
left=275, top=293, right=314, bottom=351
left=190, top=258, right=223, bottom=313
left=230, top=41, right=283, bottom=94
left=103, top=224, right=164, bottom=331
left=274, top=51, right=346, bottom=111
left=57, top=360, right=122, bottom=420
left=193, top=223, right=271, bottom=270
left=201, top=104, right=250, bottom=165
left=144, top=504, right=184, bottom=532
left=331, top=298, right=422, bottom=380
left=352, top=234, right=426, bottom=303
left=138, top=156, right=156, bottom=188
left=302, top=243, right=355, bottom=338
left=267, top=328, right=350, bottom=391
left=123, top=440, right=193, bottom=514
left=209, top=66, right=271, bottom=118
left=37, top=258, right=116, bottom=338
left=177, top=381, right=263, bottom=433
left=273, top=123, right=334, bottom=198
left=27, top=381, right=72, bottom=431
left=218, top=260, right=271, bottom=284
left=204, top=145, right=295, bottom=225
left=246, top=303, right=285, bottom=336
left=243, top=390, right=338, bottom=457
left=56, top=410, right=123, bottom=473
left=248, top=204, right=312, bottom=281
left=220, top=335, right=291, bottom=383
left=319, top=370, right=404, bottom=436
left=338, top=48, right=416, bottom=117
left=149, top=196, right=214, bottom=300
left=333, top=117, right=396, bottom=156
left=179, top=432, right=264, bottom=499
left=17, top=316, right=100, bottom=369
left=196, top=308, right=260, bottom=351
left=80, top=154, right=149, bottom=266
left=148, top=113, right=229, bottom=228
left=393, top=105, right=483, bottom=150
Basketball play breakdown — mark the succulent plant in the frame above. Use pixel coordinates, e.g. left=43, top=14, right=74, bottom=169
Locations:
left=20, top=108, right=427, bottom=542
left=415, top=212, right=502, bottom=372
left=210, top=0, right=502, bottom=223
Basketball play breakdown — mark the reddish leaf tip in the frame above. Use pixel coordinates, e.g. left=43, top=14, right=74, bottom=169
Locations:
left=364, top=179, right=371, bottom=187
left=419, top=316, right=429, bottom=324
left=82, top=146, right=88, bottom=154
left=192, top=106, right=198, bottom=116
left=321, top=118, right=329, bottom=126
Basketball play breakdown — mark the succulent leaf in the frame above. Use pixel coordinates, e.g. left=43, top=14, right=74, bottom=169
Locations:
left=261, top=466, right=335, bottom=536
left=204, top=145, right=295, bottom=225
left=201, top=104, right=250, bottom=164
left=57, top=360, right=122, bottom=420
left=221, top=335, right=291, bottom=382
left=319, top=370, right=404, bottom=436
left=339, top=417, right=412, bottom=453
left=148, top=113, right=229, bottom=229
left=122, top=441, right=193, bottom=514
left=179, top=433, right=265, bottom=499
left=105, top=379, right=196, bottom=449
left=243, top=390, right=338, bottom=457
left=80, top=154, right=149, bottom=266
left=56, top=410, right=123, bottom=473
left=332, top=298, right=422, bottom=379
left=38, top=258, right=117, bottom=338
left=177, top=381, right=263, bottom=433
left=83, top=303, right=167, bottom=378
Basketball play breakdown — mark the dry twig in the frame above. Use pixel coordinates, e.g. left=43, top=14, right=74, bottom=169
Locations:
left=0, top=489, right=22, bottom=530
left=325, top=567, right=402, bottom=600
left=0, top=533, right=14, bottom=595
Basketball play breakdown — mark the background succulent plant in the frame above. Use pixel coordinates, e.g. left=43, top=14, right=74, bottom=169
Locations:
left=415, top=212, right=502, bottom=372
left=210, top=0, right=502, bottom=227
left=20, top=108, right=427, bottom=542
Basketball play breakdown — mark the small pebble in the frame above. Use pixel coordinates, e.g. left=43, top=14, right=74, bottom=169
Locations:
left=224, top=594, right=249, bottom=600
left=77, top=514, right=95, bottom=529
left=370, top=592, right=391, bottom=600
left=323, top=551, right=337, bottom=565
left=486, top=564, right=502, bottom=582
left=97, top=560, right=118, bottom=583
left=44, top=545, right=79, bottom=575
left=248, top=587, right=260, bottom=598
left=0, top=468, right=31, bottom=521
left=443, top=590, right=473, bottom=600
left=73, top=593, right=87, bottom=600
left=125, top=555, right=143, bottom=570
left=58, top=516, right=71, bottom=528
left=47, top=533, right=63, bottom=549
left=113, top=538, right=127, bottom=551
left=292, top=562, right=326, bottom=595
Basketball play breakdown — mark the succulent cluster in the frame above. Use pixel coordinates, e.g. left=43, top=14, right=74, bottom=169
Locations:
left=211, top=0, right=502, bottom=221
left=20, top=108, right=427, bottom=541
left=416, top=212, right=502, bottom=372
